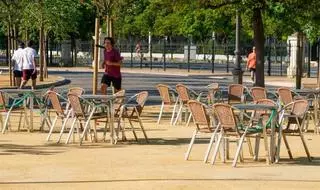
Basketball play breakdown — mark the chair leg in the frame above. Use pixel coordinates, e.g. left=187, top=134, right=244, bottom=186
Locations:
left=204, top=127, right=219, bottom=163
left=2, top=111, right=12, bottom=134
left=157, top=102, right=164, bottom=124
left=173, top=103, right=183, bottom=126
left=128, top=119, right=138, bottom=141
left=57, top=111, right=71, bottom=143
left=247, top=137, right=254, bottom=157
left=298, top=130, right=312, bottom=161
left=46, top=115, right=58, bottom=141
left=232, top=133, right=247, bottom=167
left=282, top=133, right=293, bottom=159
left=185, top=130, right=197, bottom=160
left=170, top=101, right=178, bottom=125
left=186, top=114, right=192, bottom=127
left=254, top=134, right=261, bottom=161
left=137, top=114, right=148, bottom=143
left=210, top=132, right=223, bottom=165
left=65, top=118, right=77, bottom=144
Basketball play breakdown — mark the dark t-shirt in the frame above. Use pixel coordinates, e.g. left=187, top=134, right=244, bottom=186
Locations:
left=104, top=48, right=122, bottom=78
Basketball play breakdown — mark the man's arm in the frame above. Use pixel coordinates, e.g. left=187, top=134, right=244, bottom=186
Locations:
left=106, top=61, right=121, bottom=67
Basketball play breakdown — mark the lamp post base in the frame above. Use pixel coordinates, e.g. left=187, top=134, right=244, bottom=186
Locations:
left=232, top=68, right=243, bottom=84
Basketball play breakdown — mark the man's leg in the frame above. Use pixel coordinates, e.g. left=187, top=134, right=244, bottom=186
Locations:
left=31, top=79, right=36, bottom=90
left=101, top=83, right=108, bottom=95
left=15, top=77, right=22, bottom=87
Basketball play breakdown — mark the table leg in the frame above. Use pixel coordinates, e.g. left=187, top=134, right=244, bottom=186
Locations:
left=30, top=96, right=34, bottom=132
left=270, top=111, right=276, bottom=163
left=109, top=100, right=115, bottom=144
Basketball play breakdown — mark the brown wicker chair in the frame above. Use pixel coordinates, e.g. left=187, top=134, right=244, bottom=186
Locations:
left=185, top=100, right=217, bottom=162
left=279, top=99, right=312, bottom=161
left=206, top=83, right=222, bottom=104
left=156, top=84, right=178, bottom=124
left=211, top=103, right=262, bottom=167
left=250, top=87, right=267, bottom=102
left=44, top=90, right=73, bottom=142
left=67, top=93, right=109, bottom=145
left=117, top=91, right=149, bottom=143
left=277, top=87, right=317, bottom=133
left=174, top=83, right=203, bottom=126
left=228, top=84, right=245, bottom=104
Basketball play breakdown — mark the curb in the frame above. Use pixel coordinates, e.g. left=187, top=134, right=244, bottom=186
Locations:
left=0, top=76, right=70, bottom=90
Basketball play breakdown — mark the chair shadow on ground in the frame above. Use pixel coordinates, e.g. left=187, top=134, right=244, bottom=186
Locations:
left=277, top=156, right=320, bottom=166
left=0, top=143, right=66, bottom=155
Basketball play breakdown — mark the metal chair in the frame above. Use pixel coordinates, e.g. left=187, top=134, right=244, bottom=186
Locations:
left=279, top=99, right=312, bottom=161
left=185, top=100, right=217, bottom=161
left=117, top=91, right=149, bottom=143
left=250, top=87, right=267, bottom=102
left=67, top=93, right=110, bottom=145
left=1, top=91, right=28, bottom=133
left=174, top=83, right=203, bottom=126
left=228, top=84, right=245, bottom=104
left=210, top=103, right=263, bottom=167
left=156, top=84, right=178, bottom=125
left=44, top=90, right=72, bottom=142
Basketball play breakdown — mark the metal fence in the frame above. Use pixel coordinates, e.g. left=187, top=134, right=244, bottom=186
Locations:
left=0, top=36, right=318, bottom=77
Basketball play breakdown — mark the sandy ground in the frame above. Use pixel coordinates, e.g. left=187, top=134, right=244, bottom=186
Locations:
left=0, top=106, right=320, bottom=189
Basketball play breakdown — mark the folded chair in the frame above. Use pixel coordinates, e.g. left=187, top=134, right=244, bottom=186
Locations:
left=156, top=84, right=178, bottom=125
left=117, top=91, right=149, bottom=143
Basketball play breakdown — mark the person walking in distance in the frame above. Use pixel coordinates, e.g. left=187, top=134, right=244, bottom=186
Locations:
left=12, top=42, right=25, bottom=87
left=20, top=40, right=37, bottom=90
left=246, top=46, right=256, bottom=82
left=101, top=37, right=123, bottom=95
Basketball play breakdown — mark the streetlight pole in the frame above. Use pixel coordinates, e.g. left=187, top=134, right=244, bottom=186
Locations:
left=232, top=10, right=243, bottom=84
left=211, top=31, right=215, bottom=73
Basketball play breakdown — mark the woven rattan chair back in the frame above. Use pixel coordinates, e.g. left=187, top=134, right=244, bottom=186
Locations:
left=47, top=91, right=64, bottom=115
left=251, top=87, right=267, bottom=102
left=228, top=84, right=244, bottom=104
left=68, top=87, right=85, bottom=96
left=156, top=84, right=172, bottom=104
left=254, top=99, right=277, bottom=119
left=291, top=99, right=309, bottom=118
left=277, top=88, right=293, bottom=105
left=176, top=84, right=190, bottom=104
left=67, top=93, right=84, bottom=117
left=213, top=103, right=237, bottom=130
left=187, top=100, right=211, bottom=131
left=135, top=91, right=149, bottom=115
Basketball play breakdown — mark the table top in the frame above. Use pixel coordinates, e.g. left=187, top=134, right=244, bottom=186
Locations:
left=1, top=89, right=45, bottom=94
left=233, top=103, right=278, bottom=110
left=82, top=94, right=124, bottom=100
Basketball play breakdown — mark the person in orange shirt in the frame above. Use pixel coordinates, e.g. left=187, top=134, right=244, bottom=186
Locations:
left=246, top=46, right=256, bottom=82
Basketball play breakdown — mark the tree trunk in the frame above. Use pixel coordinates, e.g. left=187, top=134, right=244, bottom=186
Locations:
left=44, top=32, right=48, bottom=78
left=93, top=17, right=100, bottom=95
left=296, top=32, right=303, bottom=89
left=39, top=25, right=44, bottom=81
left=253, top=8, right=265, bottom=87
left=7, top=25, right=13, bottom=87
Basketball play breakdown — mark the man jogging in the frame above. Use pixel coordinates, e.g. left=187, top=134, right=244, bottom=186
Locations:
left=12, top=42, right=25, bottom=87
left=101, top=37, right=123, bottom=95
left=20, top=40, right=37, bottom=89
